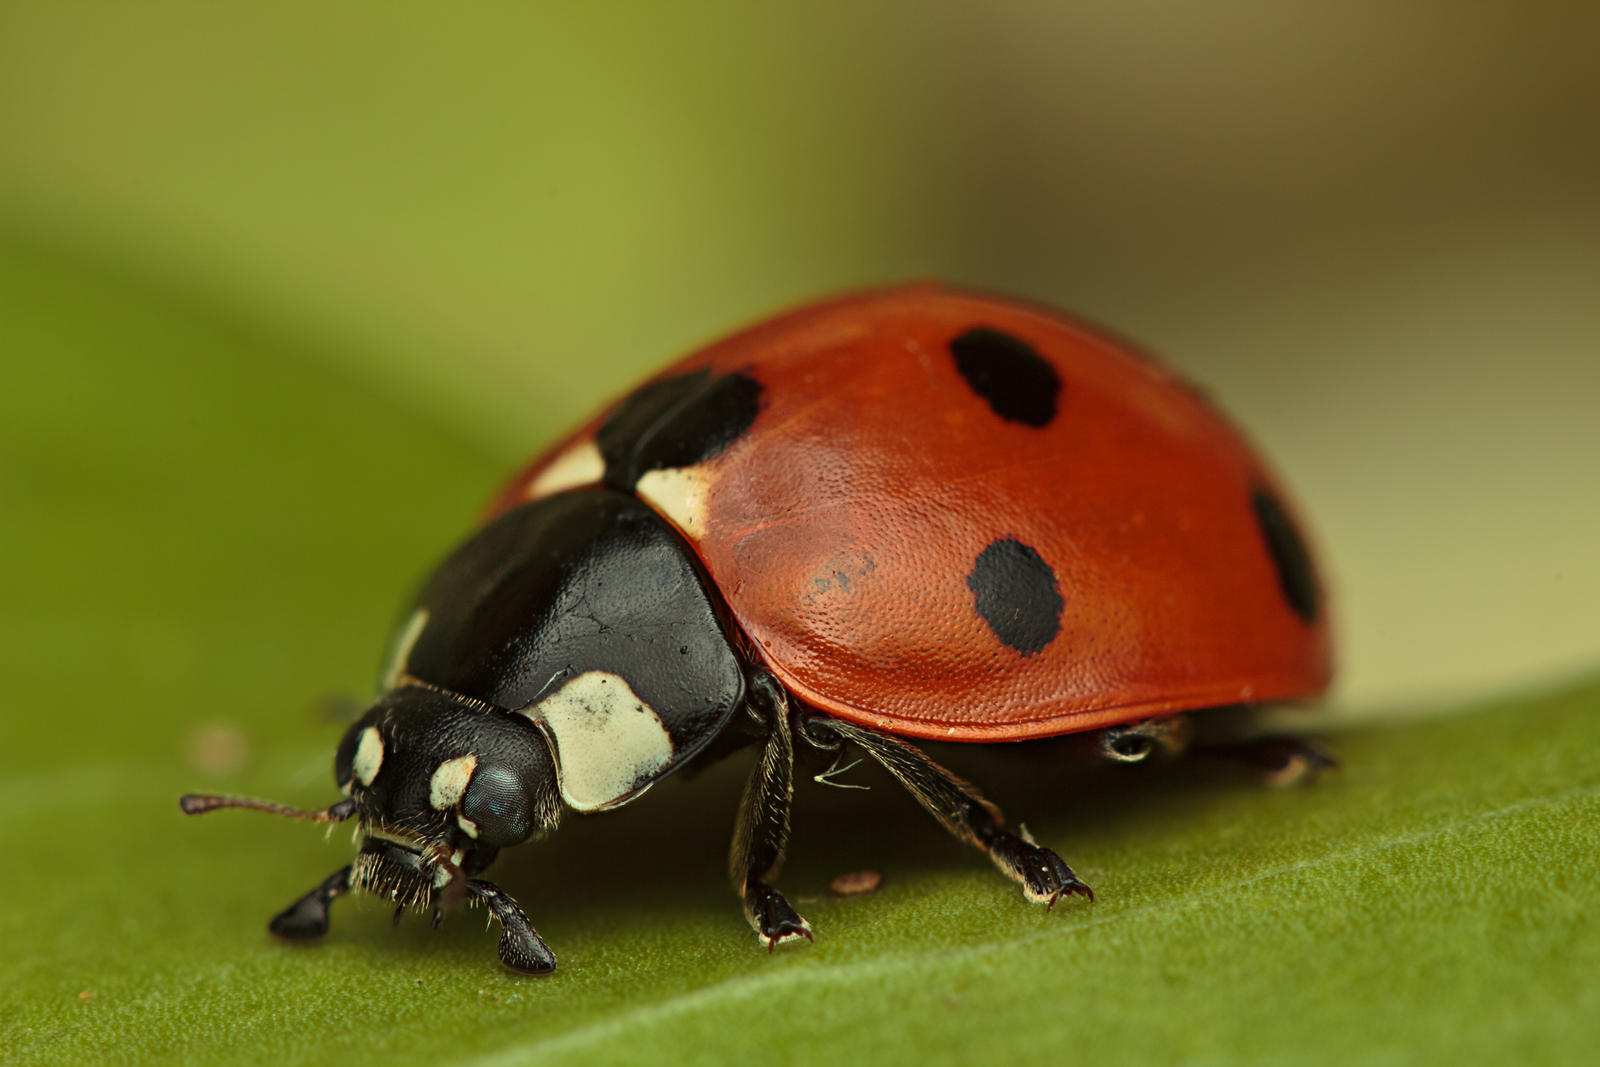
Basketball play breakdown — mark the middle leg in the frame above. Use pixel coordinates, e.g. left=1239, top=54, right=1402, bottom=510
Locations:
left=808, top=717, right=1093, bottom=908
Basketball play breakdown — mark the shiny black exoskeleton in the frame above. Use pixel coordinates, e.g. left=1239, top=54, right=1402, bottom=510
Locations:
left=189, top=488, right=760, bottom=972
left=182, top=488, right=1101, bottom=972
left=181, top=472, right=1335, bottom=973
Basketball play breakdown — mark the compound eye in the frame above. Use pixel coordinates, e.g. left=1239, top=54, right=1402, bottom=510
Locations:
left=459, top=764, right=535, bottom=847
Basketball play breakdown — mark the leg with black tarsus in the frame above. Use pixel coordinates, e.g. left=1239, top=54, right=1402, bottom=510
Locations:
left=729, top=671, right=813, bottom=950
left=1194, top=735, right=1337, bottom=787
left=812, top=717, right=1093, bottom=908
left=1169, top=706, right=1337, bottom=787
left=466, top=878, right=557, bottom=975
left=268, top=865, right=353, bottom=941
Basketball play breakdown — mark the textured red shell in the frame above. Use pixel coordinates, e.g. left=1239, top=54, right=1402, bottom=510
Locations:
left=488, top=284, right=1332, bottom=742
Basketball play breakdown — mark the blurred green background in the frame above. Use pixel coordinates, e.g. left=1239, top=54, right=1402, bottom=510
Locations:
left=3, top=3, right=1597, bottom=1065
left=4, top=2, right=1597, bottom=709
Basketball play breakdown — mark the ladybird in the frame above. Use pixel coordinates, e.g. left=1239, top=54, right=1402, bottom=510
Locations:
left=182, top=283, right=1331, bottom=974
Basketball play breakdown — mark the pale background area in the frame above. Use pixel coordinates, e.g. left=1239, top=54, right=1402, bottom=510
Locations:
left=3, top=2, right=1595, bottom=717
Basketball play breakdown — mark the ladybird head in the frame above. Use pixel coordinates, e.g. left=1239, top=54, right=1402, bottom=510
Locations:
left=181, top=684, right=562, bottom=916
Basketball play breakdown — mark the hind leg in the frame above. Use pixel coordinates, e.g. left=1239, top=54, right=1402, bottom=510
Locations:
left=1093, top=711, right=1335, bottom=787
left=1193, top=735, right=1337, bottom=786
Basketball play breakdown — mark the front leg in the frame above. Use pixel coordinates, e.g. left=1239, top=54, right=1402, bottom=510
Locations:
left=728, top=671, right=813, bottom=950
left=811, top=718, right=1093, bottom=908
left=268, top=864, right=353, bottom=941
left=466, top=878, right=557, bottom=975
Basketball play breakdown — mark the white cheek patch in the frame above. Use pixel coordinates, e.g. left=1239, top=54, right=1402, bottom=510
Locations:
left=379, top=608, right=429, bottom=691
left=635, top=465, right=712, bottom=537
left=429, top=753, right=478, bottom=810
left=527, top=440, right=605, bottom=499
left=456, top=814, right=480, bottom=839
left=352, top=726, right=384, bottom=787
left=521, top=670, right=673, bottom=812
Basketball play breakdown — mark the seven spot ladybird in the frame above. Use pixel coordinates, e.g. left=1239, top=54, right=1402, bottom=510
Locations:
left=182, top=283, right=1332, bottom=974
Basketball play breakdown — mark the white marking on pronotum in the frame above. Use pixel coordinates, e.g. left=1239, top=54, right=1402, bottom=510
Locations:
left=352, top=726, right=384, bottom=786
left=379, top=608, right=430, bottom=691
left=520, top=670, right=673, bottom=812
left=527, top=441, right=605, bottom=499
left=457, top=814, right=480, bottom=838
left=635, top=466, right=711, bottom=535
left=429, top=754, right=478, bottom=810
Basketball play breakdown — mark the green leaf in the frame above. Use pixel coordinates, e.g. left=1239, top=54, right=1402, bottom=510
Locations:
left=3, top=231, right=1597, bottom=1067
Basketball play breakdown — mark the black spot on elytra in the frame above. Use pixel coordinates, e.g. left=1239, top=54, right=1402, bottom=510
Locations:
left=596, top=369, right=763, bottom=489
left=949, top=327, right=1061, bottom=427
left=1251, top=487, right=1319, bottom=623
left=967, top=538, right=1064, bottom=655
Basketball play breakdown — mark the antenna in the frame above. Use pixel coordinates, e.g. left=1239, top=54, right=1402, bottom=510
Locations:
left=178, top=794, right=358, bottom=822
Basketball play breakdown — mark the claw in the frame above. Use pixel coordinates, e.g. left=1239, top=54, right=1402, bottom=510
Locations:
left=744, top=881, right=814, bottom=954
left=1045, top=879, right=1094, bottom=912
left=1012, top=844, right=1093, bottom=911
left=763, top=921, right=814, bottom=953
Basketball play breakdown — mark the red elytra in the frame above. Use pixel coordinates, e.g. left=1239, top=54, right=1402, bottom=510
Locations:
left=488, top=283, right=1332, bottom=742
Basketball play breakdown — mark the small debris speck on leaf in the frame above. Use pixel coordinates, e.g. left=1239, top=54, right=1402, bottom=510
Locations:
left=829, top=870, right=884, bottom=897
